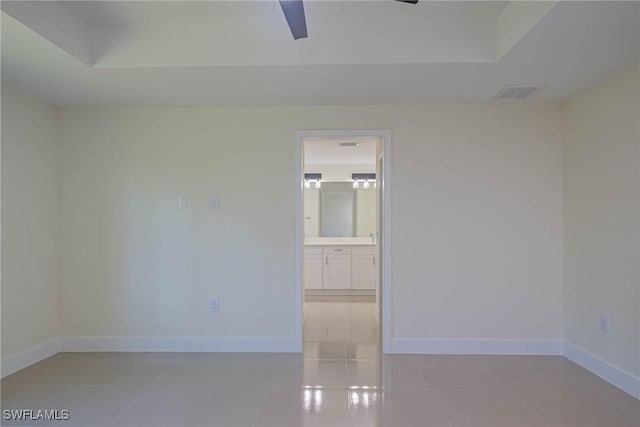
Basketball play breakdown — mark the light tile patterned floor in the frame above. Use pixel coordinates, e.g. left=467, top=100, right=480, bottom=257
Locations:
left=1, top=301, right=639, bottom=426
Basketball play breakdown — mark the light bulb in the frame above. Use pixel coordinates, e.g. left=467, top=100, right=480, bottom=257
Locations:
left=315, top=180, right=321, bottom=189
left=363, top=181, right=370, bottom=189
left=304, top=180, right=311, bottom=189
left=353, top=181, right=359, bottom=189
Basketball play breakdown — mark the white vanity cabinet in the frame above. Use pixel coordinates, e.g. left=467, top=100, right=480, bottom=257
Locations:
left=303, top=244, right=376, bottom=292
left=303, top=247, right=323, bottom=290
left=351, top=246, right=377, bottom=290
left=322, top=246, right=352, bottom=289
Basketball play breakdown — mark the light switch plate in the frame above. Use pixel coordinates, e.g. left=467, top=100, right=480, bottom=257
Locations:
left=177, top=195, right=187, bottom=209
left=210, top=196, right=219, bottom=210
left=600, top=314, right=610, bottom=333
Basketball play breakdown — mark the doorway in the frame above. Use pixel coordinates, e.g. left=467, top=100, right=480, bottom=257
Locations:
left=294, top=130, right=392, bottom=354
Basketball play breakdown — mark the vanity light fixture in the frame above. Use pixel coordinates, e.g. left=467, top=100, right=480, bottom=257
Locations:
left=352, top=173, right=375, bottom=190
left=304, top=173, right=322, bottom=189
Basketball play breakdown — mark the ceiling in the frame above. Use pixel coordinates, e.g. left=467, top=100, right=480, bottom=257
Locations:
left=304, top=137, right=378, bottom=165
left=1, top=1, right=638, bottom=106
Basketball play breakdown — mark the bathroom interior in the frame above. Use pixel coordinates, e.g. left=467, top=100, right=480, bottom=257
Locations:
left=302, top=136, right=382, bottom=361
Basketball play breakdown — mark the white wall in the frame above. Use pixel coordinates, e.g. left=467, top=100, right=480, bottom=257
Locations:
left=58, top=104, right=564, bottom=348
left=563, top=64, right=640, bottom=378
left=392, top=106, right=564, bottom=345
left=1, top=86, right=60, bottom=363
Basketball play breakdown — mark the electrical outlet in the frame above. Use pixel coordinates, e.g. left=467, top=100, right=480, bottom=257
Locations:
left=177, top=195, right=187, bottom=209
left=600, top=314, right=610, bottom=333
left=210, top=196, right=219, bottom=210
left=209, top=298, right=219, bottom=313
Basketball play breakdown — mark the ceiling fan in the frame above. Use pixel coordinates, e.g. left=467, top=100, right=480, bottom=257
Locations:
left=279, top=0, right=419, bottom=40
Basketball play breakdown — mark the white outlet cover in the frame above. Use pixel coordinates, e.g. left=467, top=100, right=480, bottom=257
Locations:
left=210, top=196, right=219, bottom=210
left=209, top=299, right=219, bottom=313
left=600, top=314, right=610, bottom=333
left=177, top=195, right=187, bottom=209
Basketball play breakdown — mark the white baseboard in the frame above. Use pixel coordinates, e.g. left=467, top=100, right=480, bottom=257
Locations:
left=6, top=336, right=637, bottom=401
left=1, top=338, right=61, bottom=378
left=563, top=340, right=640, bottom=399
left=60, top=336, right=300, bottom=353
left=391, top=338, right=563, bottom=355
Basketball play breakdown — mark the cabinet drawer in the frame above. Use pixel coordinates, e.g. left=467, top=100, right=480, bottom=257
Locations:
left=304, top=246, right=322, bottom=256
left=322, top=246, right=352, bottom=255
left=352, top=246, right=376, bottom=255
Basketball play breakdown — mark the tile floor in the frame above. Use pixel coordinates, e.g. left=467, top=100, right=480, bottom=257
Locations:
left=1, top=301, right=639, bottom=426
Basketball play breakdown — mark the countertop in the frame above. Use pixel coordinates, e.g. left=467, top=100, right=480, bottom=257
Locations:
left=304, top=237, right=376, bottom=246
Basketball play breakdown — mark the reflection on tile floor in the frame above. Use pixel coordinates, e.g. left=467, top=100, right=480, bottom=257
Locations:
left=1, top=300, right=639, bottom=426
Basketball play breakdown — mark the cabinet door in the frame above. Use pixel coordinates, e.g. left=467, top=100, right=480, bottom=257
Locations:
left=352, top=254, right=376, bottom=290
left=304, top=254, right=323, bottom=289
left=323, top=254, right=351, bottom=289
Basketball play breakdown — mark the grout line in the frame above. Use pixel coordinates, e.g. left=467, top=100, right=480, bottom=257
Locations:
left=419, top=366, right=442, bottom=421
left=423, top=386, right=453, bottom=427
left=515, top=391, right=551, bottom=427
left=77, top=382, right=117, bottom=411
left=251, top=386, right=270, bottom=427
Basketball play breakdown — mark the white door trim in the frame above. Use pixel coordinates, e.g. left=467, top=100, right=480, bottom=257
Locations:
left=294, top=130, right=392, bottom=353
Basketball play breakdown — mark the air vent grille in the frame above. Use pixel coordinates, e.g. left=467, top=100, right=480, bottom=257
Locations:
left=339, top=142, right=359, bottom=147
left=494, top=84, right=544, bottom=99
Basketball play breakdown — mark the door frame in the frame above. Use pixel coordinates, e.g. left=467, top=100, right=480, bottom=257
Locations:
left=294, top=129, right=392, bottom=353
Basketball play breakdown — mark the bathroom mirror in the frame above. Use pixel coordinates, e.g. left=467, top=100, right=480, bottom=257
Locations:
left=320, top=189, right=355, bottom=237
left=304, top=182, right=376, bottom=238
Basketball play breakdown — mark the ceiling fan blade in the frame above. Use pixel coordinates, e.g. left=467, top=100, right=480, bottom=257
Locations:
left=395, top=0, right=419, bottom=4
left=279, top=0, right=308, bottom=40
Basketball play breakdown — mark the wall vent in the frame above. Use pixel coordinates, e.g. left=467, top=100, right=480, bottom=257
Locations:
left=494, top=84, right=544, bottom=99
left=339, top=142, right=359, bottom=147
